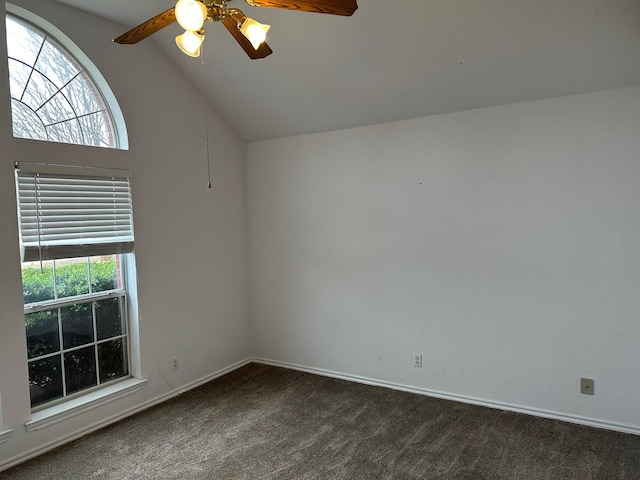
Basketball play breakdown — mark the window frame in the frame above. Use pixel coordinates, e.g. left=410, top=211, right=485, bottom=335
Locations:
left=15, top=162, right=136, bottom=410
left=23, top=256, right=132, bottom=411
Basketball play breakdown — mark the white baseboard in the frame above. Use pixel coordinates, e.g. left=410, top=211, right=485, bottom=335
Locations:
left=253, top=357, right=640, bottom=436
left=0, top=357, right=252, bottom=473
left=3, top=356, right=637, bottom=473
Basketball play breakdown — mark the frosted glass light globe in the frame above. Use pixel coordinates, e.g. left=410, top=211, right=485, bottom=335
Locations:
left=175, top=0, right=207, bottom=32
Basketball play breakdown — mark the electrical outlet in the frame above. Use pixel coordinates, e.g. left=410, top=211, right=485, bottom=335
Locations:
left=413, top=354, right=422, bottom=368
left=172, top=356, right=178, bottom=371
left=580, top=377, right=594, bottom=395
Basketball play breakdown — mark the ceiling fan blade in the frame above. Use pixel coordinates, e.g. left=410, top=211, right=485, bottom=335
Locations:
left=221, top=14, right=273, bottom=59
left=114, top=8, right=177, bottom=44
left=247, top=0, right=357, bottom=16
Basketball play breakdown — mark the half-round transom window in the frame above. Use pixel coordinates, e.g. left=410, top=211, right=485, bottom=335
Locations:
left=6, top=13, right=119, bottom=148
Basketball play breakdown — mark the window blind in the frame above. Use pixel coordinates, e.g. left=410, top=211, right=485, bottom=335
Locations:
left=16, top=164, right=134, bottom=262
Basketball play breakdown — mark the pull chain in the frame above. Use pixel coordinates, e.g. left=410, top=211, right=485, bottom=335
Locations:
left=200, top=43, right=212, bottom=188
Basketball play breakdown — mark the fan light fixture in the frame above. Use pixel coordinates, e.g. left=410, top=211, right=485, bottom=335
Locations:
left=114, top=0, right=359, bottom=61
left=176, top=29, right=205, bottom=57
left=172, top=1, right=270, bottom=57
left=239, top=18, right=270, bottom=50
left=175, top=0, right=208, bottom=31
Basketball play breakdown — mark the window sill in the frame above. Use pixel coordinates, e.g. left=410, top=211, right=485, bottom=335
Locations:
left=25, top=377, right=148, bottom=432
left=0, top=429, right=13, bottom=444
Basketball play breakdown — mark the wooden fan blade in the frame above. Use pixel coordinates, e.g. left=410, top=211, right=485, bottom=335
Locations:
left=221, top=14, right=273, bottom=59
left=114, top=8, right=177, bottom=44
left=247, top=0, right=357, bottom=16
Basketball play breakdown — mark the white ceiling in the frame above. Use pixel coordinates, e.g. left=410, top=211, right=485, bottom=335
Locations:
left=53, top=0, right=640, bottom=142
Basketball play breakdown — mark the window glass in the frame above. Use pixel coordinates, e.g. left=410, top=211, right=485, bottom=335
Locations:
left=90, top=257, right=120, bottom=293
left=25, top=309, right=59, bottom=359
left=22, top=260, right=55, bottom=304
left=5, top=18, right=44, bottom=64
left=98, top=338, right=128, bottom=381
left=22, top=255, right=130, bottom=408
left=5, top=14, right=118, bottom=148
left=56, top=258, right=90, bottom=299
left=61, top=303, right=94, bottom=349
left=29, top=357, right=63, bottom=406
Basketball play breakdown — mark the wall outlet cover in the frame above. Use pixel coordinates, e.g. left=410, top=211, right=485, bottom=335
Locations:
left=580, top=377, right=594, bottom=395
left=413, top=354, right=423, bottom=368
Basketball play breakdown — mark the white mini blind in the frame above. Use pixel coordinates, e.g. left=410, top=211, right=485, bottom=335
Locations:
left=16, top=164, right=134, bottom=262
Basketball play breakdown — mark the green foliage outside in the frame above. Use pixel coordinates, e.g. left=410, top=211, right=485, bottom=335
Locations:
left=22, top=258, right=117, bottom=306
left=23, top=258, right=127, bottom=407
left=24, top=258, right=118, bottom=354
left=22, top=264, right=55, bottom=306
left=23, top=258, right=117, bottom=331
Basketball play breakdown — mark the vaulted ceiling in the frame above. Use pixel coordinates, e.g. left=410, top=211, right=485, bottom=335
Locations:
left=53, top=0, right=640, bottom=142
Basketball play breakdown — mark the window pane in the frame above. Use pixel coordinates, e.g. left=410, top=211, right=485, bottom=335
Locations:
left=11, top=99, right=47, bottom=140
left=55, top=258, right=90, bottom=299
left=98, top=338, right=128, bottom=382
left=25, top=309, right=59, bottom=359
left=63, top=74, right=103, bottom=116
left=7, top=59, right=30, bottom=99
left=89, top=255, right=118, bottom=293
left=46, top=118, right=84, bottom=145
left=5, top=17, right=44, bottom=65
left=37, top=90, right=76, bottom=125
left=78, top=112, right=114, bottom=148
left=21, top=70, right=59, bottom=112
left=22, top=260, right=55, bottom=304
left=96, top=297, right=124, bottom=341
left=61, top=303, right=94, bottom=349
left=29, top=355, right=63, bottom=408
left=64, top=346, right=97, bottom=395
left=35, top=39, right=80, bottom=88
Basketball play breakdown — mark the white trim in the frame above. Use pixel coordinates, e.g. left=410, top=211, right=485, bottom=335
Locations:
left=252, top=357, right=640, bottom=437
left=25, top=378, right=148, bottom=432
left=0, top=358, right=251, bottom=473
left=0, top=429, right=13, bottom=445
left=25, top=289, right=126, bottom=313
left=16, top=162, right=132, bottom=179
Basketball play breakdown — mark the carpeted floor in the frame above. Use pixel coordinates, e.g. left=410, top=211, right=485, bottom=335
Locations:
left=3, top=363, right=640, bottom=479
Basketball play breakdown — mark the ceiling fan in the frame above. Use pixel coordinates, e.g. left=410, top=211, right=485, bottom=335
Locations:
left=114, top=0, right=358, bottom=59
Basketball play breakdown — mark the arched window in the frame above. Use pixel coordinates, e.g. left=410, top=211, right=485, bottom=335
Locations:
left=5, top=9, right=126, bottom=149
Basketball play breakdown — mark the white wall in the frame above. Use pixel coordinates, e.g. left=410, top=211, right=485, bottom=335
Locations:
left=245, top=86, right=640, bottom=432
left=0, top=0, right=250, bottom=467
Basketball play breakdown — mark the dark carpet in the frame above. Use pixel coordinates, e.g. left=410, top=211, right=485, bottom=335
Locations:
left=3, top=363, right=640, bottom=479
